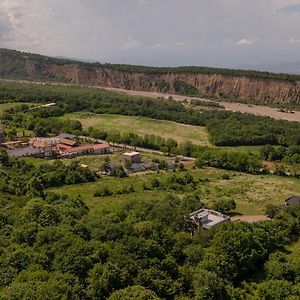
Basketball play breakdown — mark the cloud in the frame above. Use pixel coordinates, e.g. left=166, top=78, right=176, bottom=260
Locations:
left=138, top=0, right=148, bottom=5
left=288, top=37, right=300, bottom=44
left=235, top=38, right=254, bottom=46
left=152, top=43, right=167, bottom=49
left=1, top=0, right=300, bottom=69
left=121, top=37, right=143, bottom=50
left=278, top=3, right=300, bottom=14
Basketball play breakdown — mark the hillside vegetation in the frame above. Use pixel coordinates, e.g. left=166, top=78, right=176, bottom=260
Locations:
left=1, top=48, right=300, bottom=81
left=2, top=81, right=300, bottom=148
left=1, top=48, right=300, bottom=105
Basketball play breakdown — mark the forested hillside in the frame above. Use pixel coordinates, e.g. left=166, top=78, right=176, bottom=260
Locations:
left=1, top=48, right=300, bottom=105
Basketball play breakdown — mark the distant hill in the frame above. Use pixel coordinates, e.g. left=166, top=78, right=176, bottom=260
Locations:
left=1, top=48, right=300, bottom=105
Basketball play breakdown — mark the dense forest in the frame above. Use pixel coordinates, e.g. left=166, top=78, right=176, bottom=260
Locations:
left=0, top=155, right=300, bottom=299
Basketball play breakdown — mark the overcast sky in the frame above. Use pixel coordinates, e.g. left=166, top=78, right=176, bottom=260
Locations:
left=1, top=0, right=300, bottom=70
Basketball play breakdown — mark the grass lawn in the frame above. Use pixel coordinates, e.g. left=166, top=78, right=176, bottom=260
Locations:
left=287, top=239, right=300, bottom=260
left=47, top=166, right=300, bottom=216
left=62, top=112, right=211, bottom=146
left=0, top=102, right=40, bottom=114
left=24, top=150, right=169, bottom=171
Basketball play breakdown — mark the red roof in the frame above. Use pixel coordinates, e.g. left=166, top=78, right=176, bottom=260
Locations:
left=57, top=143, right=72, bottom=150
left=59, top=139, right=77, bottom=147
left=63, top=143, right=110, bottom=154
left=32, top=140, right=51, bottom=149
left=93, top=143, right=110, bottom=150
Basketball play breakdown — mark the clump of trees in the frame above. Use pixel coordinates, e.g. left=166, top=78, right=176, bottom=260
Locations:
left=0, top=158, right=97, bottom=196
left=212, top=198, right=236, bottom=214
left=260, top=144, right=300, bottom=164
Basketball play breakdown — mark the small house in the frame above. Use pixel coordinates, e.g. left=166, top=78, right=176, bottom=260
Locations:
left=123, top=152, right=141, bottom=164
left=189, top=209, right=230, bottom=229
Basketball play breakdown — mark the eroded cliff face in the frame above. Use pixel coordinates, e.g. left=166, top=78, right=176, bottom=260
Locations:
left=25, top=61, right=300, bottom=104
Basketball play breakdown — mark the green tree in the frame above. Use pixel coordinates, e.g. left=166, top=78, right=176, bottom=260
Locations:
left=109, top=285, right=159, bottom=300
left=212, top=199, right=236, bottom=214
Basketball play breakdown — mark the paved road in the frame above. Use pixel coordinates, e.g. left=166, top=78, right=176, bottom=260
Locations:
left=79, top=135, right=196, bottom=161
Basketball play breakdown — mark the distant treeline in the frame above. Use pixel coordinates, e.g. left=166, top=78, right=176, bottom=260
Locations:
left=2, top=81, right=300, bottom=148
left=1, top=48, right=300, bottom=82
left=103, top=63, right=300, bottom=81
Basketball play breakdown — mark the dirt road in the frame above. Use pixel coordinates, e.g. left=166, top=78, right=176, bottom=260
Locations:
left=103, top=87, right=300, bottom=122
left=2, top=79, right=300, bottom=122
left=231, top=215, right=270, bottom=223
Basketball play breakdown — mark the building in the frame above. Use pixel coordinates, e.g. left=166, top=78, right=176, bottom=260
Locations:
left=123, top=152, right=141, bottom=164
left=285, top=195, right=300, bottom=206
left=30, top=140, right=53, bottom=157
left=29, top=137, right=59, bottom=145
left=7, top=147, right=42, bottom=158
left=59, top=143, right=110, bottom=158
left=59, top=139, right=78, bottom=147
left=56, top=133, right=77, bottom=140
left=189, top=209, right=230, bottom=229
left=0, top=124, right=5, bottom=143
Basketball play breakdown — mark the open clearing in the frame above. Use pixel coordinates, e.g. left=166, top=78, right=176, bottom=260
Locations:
left=64, top=112, right=211, bottom=146
left=48, top=166, right=300, bottom=216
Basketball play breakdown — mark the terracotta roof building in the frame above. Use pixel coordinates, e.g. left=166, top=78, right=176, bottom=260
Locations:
left=59, top=143, right=110, bottom=158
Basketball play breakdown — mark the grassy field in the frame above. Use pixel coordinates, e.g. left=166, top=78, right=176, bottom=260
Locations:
left=287, top=240, right=300, bottom=260
left=62, top=112, right=211, bottom=146
left=48, top=166, right=300, bottom=216
left=0, top=102, right=39, bottom=114
left=24, top=149, right=169, bottom=171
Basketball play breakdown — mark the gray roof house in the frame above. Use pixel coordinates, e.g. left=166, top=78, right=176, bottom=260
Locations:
left=285, top=195, right=300, bottom=206
left=189, top=209, right=230, bottom=229
left=56, top=133, right=77, bottom=140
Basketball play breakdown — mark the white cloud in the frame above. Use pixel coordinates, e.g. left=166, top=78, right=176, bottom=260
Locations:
left=235, top=38, right=254, bottom=46
left=121, top=36, right=143, bottom=50
left=288, top=37, right=300, bottom=44
left=152, top=43, right=167, bottom=49
left=175, top=41, right=185, bottom=46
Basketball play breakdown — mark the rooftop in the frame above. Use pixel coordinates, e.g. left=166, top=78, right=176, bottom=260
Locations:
left=59, top=138, right=77, bottom=146
left=190, top=209, right=230, bottom=229
left=64, top=143, right=110, bottom=154
left=56, top=133, right=77, bottom=140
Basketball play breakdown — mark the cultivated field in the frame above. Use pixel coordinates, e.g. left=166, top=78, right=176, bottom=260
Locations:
left=48, top=166, right=300, bottom=216
left=64, top=112, right=211, bottom=146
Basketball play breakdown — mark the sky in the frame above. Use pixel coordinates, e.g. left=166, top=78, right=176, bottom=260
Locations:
left=1, top=0, right=300, bottom=71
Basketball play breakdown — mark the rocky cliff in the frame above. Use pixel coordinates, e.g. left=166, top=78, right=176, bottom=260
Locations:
left=2, top=48, right=300, bottom=104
